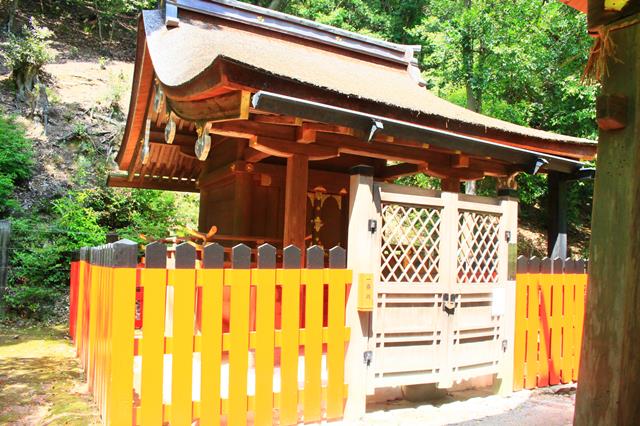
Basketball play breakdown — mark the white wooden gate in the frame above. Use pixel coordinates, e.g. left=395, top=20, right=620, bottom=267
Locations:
left=369, top=183, right=517, bottom=390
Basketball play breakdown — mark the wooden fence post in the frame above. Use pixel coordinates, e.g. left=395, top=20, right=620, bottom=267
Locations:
left=0, top=220, right=10, bottom=316
left=280, top=245, right=302, bottom=425
left=200, top=242, right=224, bottom=426
left=108, top=239, right=137, bottom=426
left=254, top=243, right=277, bottom=426
left=227, top=244, right=252, bottom=425
left=171, top=242, right=196, bottom=425
left=140, top=242, right=167, bottom=426
left=327, top=246, right=348, bottom=419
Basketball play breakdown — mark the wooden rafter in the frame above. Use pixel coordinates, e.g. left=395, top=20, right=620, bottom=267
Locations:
left=250, top=136, right=339, bottom=161
left=109, top=175, right=198, bottom=193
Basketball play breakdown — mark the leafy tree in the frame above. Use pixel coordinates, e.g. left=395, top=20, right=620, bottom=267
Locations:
left=3, top=18, right=54, bottom=100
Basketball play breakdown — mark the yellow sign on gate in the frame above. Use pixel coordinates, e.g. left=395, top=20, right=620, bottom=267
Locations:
left=358, top=273, right=374, bottom=312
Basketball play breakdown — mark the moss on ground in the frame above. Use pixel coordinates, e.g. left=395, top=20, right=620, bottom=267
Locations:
left=0, top=325, right=100, bottom=425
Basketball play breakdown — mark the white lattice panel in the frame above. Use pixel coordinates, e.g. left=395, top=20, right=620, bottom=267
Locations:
left=380, top=203, right=441, bottom=284
left=457, top=211, right=501, bottom=284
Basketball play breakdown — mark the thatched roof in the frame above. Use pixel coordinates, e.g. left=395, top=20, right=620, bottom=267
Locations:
left=142, top=7, right=595, bottom=149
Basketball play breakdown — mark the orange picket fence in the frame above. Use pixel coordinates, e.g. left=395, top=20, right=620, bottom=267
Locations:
left=513, top=256, right=588, bottom=391
left=69, top=239, right=351, bottom=425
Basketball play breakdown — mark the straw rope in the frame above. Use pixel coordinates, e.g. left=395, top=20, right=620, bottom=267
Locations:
left=583, top=14, right=640, bottom=83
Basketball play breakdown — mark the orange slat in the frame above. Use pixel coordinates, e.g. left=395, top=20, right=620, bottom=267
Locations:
left=537, top=274, right=551, bottom=387
left=513, top=273, right=529, bottom=391
left=524, top=273, right=540, bottom=389
left=573, top=273, right=587, bottom=381
left=549, top=274, right=563, bottom=385
left=561, top=272, right=576, bottom=383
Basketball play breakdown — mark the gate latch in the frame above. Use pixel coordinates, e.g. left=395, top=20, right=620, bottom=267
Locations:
left=363, top=350, right=373, bottom=367
left=443, top=294, right=458, bottom=315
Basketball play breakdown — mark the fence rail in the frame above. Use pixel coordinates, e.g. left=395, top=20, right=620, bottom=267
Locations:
left=69, top=240, right=351, bottom=425
left=513, top=256, right=588, bottom=391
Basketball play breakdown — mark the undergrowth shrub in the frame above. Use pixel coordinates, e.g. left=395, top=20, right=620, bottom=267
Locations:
left=0, top=113, right=33, bottom=215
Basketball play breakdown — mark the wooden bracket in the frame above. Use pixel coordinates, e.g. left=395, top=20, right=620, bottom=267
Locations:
left=597, top=94, right=628, bottom=130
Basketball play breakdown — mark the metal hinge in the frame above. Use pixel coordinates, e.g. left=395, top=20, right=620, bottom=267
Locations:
left=363, top=350, right=373, bottom=366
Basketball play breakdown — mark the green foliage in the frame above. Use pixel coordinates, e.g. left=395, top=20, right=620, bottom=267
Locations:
left=4, top=188, right=198, bottom=319
left=0, top=114, right=33, bottom=215
left=4, top=193, right=104, bottom=319
left=3, top=18, right=54, bottom=77
left=396, top=173, right=441, bottom=190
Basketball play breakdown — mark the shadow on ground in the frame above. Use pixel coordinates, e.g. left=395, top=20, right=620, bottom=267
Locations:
left=0, top=325, right=100, bottom=425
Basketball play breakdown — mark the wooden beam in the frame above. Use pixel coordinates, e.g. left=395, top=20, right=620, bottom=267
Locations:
left=559, top=0, right=588, bottom=13
left=587, top=0, right=640, bottom=30
left=426, top=165, right=485, bottom=181
left=283, top=154, right=309, bottom=249
left=199, top=161, right=251, bottom=189
left=108, top=175, right=198, bottom=193
left=379, top=162, right=427, bottom=179
left=452, top=154, right=470, bottom=168
left=251, top=114, right=303, bottom=126
left=250, top=136, right=339, bottom=161
left=243, top=147, right=271, bottom=163
left=127, top=140, right=143, bottom=182
left=297, top=122, right=360, bottom=144
left=210, top=119, right=297, bottom=140
left=168, top=90, right=251, bottom=122
left=118, top=34, right=154, bottom=171
left=316, top=132, right=450, bottom=165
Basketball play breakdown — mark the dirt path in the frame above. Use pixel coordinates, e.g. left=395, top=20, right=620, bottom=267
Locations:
left=0, top=325, right=100, bottom=425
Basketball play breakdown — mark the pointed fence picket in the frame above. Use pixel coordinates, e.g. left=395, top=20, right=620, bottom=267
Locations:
left=70, top=240, right=351, bottom=425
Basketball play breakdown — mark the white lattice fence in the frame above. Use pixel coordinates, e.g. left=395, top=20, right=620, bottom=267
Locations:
left=456, top=211, right=501, bottom=284
left=380, top=203, right=441, bottom=284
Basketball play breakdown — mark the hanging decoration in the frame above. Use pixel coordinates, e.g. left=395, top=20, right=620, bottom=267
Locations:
left=195, top=121, right=212, bottom=161
left=141, top=119, right=152, bottom=165
left=165, top=111, right=177, bottom=144
left=153, top=82, right=164, bottom=113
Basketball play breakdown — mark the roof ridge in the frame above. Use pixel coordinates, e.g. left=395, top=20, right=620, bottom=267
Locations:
left=165, top=0, right=422, bottom=68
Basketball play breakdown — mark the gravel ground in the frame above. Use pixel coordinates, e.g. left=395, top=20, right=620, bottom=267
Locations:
left=358, top=384, right=576, bottom=426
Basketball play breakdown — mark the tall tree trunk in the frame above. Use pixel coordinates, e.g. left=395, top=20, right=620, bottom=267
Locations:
left=462, top=0, right=478, bottom=194
left=7, top=0, right=19, bottom=33
left=462, top=0, right=480, bottom=113
left=268, top=0, right=285, bottom=11
left=93, top=0, right=103, bottom=42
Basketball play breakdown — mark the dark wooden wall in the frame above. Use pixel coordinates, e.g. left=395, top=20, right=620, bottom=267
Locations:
left=199, top=160, right=349, bottom=249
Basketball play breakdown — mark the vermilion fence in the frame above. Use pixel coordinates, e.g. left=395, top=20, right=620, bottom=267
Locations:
left=513, top=256, right=588, bottom=391
left=69, top=239, right=351, bottom=425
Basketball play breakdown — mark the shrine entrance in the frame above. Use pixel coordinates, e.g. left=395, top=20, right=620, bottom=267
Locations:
left=366, top=182, right=518, bottom=391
